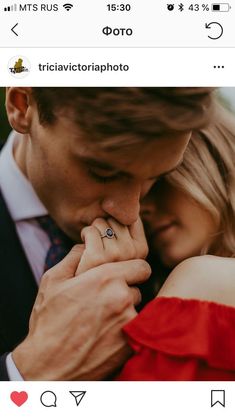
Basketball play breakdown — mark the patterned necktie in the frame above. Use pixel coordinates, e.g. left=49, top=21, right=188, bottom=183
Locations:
left=37, top=215, right=75, bottom=272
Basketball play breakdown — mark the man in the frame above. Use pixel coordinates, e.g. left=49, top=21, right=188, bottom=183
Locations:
left=0, top=87, right=214, bottom=380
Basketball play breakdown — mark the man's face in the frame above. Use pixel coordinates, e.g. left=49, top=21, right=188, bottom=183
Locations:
left=21, top=104, right=191, bottom=241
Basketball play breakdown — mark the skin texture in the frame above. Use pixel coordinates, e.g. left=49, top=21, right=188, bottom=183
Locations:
left=77, top=217, right=148, bottom=275
left=158, top=255, right=235, bottom=308
left=6, top=87, right=191, bottom=380
left=7, top=88, right=191, bottom=241
left=13, top=247, right=151, bottom=380
left=8, top=88, right=235, bottom=380
left=141, top=181, right=218, bottom=268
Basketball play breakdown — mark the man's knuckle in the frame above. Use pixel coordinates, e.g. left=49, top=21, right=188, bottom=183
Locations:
left=116, top=287, right=133, bottom=311
left=124, top=306, right=137, bottom=322
left=39, top=272, right=55, bottom=292
left=103, top=283, right=132, bottom=315
left=41, top=271, right=51, bottom=285
left=100, top=270, right=112, bottom=286
left=136, top=259, right=152, bottom=277
left=132, top=287, right=142, bottom=305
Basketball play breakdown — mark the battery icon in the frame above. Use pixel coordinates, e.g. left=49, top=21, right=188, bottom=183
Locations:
left=212, top=3, right=231, bottom=11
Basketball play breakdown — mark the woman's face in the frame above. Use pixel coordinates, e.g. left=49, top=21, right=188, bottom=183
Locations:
left=141, top=180, right=218, bottom=268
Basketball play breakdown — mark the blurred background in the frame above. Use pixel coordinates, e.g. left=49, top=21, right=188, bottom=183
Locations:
left=1, top=87, right=235, bottom=141
left=0, top=88, right=10, bottom=141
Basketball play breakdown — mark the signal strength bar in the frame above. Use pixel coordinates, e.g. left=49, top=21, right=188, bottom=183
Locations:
left=4, top=4, right=17, bottom=11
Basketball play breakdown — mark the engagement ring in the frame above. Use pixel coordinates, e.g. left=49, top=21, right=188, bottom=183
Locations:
left=100, top=227, right=116, bottom=239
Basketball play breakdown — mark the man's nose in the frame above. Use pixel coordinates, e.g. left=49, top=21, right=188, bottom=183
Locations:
left=101, top=186, right=141, bottom=226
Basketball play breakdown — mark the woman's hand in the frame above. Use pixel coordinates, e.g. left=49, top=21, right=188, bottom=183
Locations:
left=76, top=217, right=148, bottom=276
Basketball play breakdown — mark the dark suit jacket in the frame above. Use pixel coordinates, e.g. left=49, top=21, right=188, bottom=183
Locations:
left=0, top=189, right=38, bottom=379
left=0, top=143, right=156, bottom=380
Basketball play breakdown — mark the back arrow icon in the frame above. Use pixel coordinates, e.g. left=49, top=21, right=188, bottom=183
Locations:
left=205, top=22, right=223, bottom=40
left=11, top=23, right=19, bottom=36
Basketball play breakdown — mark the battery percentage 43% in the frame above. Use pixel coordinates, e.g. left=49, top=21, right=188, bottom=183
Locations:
left=188, top=4, right=210, bottom=11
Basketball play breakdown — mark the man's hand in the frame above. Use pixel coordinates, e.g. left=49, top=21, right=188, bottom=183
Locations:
left=12, top=245, right=151, bottom=380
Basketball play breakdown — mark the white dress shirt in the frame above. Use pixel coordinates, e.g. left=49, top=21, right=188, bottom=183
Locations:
left=0, top=131, right=51, bottom=380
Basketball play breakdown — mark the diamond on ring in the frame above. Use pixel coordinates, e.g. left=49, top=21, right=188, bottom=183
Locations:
left=101, top=227, right=116, bottom=239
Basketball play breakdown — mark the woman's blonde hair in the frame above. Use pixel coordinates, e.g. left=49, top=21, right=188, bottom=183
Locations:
left=165, top=103, right=235, bottom=257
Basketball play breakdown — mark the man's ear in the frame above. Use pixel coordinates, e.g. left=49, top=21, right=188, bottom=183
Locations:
left=5, top=87, right=33, bottom=134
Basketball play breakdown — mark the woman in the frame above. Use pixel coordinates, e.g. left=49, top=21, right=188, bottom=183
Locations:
left=117, top=102, right=235, bottom=380
left=77, top=102, right=235, bottom=380
left=142, top=103, right=235, bottom=268
left=137, top=100, right=235, bottom=300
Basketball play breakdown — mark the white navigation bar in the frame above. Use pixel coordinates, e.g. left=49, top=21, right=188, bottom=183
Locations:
left=1, top=47, right=234, bottom=86
left=0, top=0, right=234, bottom=47
left=0, top=381, right=233, bottom=418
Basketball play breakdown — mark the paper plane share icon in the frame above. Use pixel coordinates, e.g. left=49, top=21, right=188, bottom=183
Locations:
left=69, top=391, right=86, bottom=406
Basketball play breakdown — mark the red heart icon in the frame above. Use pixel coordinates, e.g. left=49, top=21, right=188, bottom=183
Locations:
left=10, top=391, right=28, bottom=407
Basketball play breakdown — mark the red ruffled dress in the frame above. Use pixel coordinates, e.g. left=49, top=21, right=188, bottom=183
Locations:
left=117, top=297, right=235, bottom=380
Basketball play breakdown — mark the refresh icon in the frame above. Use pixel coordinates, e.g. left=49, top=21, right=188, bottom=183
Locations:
left=205, top=22, right=223, bottom=39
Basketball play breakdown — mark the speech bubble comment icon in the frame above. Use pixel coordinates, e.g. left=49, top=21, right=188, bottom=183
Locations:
left=211, top=390, right=225, bottom=407
left=40, top=391, right=57, bottom=407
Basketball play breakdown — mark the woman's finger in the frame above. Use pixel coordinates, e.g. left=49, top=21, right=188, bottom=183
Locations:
left=107, top=217, right=136, bottom=259
left=76, top=225, right=105, bottom=275
left=92, top=218, right=122, bottom=260
left=129, top=217, right=149, bottom=259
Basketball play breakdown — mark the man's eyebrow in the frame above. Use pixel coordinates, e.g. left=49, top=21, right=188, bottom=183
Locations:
left=79, top=155, right=184, bottom=179
left=78, top=156, right=120, bottom=171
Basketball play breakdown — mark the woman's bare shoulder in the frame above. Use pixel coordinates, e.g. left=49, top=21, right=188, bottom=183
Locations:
left=157, top=255, right=235, bottom=307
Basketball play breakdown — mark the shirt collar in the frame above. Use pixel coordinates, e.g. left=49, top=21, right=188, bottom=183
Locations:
left=0, top=131, right=48, bottom=221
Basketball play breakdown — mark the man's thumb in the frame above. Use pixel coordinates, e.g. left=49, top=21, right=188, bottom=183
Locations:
left=44, top=244, right=85, bottom=281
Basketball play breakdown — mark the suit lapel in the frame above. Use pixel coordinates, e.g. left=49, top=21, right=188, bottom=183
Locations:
left=0, top=190, right=38, bottom=353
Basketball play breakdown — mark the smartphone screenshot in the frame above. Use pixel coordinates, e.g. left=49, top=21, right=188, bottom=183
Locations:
left=0, top=1, right=235, bottom=417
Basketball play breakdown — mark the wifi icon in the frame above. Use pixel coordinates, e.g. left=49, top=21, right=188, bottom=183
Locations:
left=63, top=3, right=73, bottom=11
